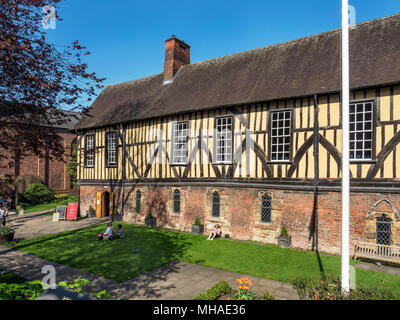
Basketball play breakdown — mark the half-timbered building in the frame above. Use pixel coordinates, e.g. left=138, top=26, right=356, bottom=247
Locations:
left=74, top=14, right=400, bottom=254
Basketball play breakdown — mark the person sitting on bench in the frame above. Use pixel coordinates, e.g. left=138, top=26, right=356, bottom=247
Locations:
left=207, top=224, right=222, bottom=240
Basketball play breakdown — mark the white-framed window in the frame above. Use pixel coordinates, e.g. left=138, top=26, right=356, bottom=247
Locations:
left=85, top=134, right=95, bottom=167
left=350, top=101, right=373, bottom=161
left=270, top=110, right=292, bottom=161
left=172, top=121, right=188, bottom=165
left=106, top=132, right=117, bottom=166
left=215, top=116, right=233, bottom=164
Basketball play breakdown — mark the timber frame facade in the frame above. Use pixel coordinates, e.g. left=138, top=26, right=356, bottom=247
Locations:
left=74, top=15, right=400, bottom=254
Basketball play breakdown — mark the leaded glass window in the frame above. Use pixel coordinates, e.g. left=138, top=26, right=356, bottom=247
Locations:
left=173, top=189, right=180, bottom=213
left=350, top=101, right=373, bottom=160
left=215, top=117, right=233, bottom=164
left=270, top=110, right=292, bottom=161
left=261, top=194, right=272, bottom=223
left=212, top=191, right=220, bottom=217
left=135, top=190, right=141, bottom=214
left=376, top=215, right=391, bottom=246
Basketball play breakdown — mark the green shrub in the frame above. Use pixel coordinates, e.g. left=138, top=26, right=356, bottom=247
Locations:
left=146, top=212, right=153, bottom=219
left=88, top=205, right=95, bottom=212
left=292, top=273, right=396, bottom=300
left=192, top=281, right=232, bottom=300
left=23, top=183, right=53, bottom=204
left=280, top=226, right=289, bottom=237
left=58, top=278, right=91, bottom=293
left=0, top=280, right=44, bottom=300
left=95, top=290, right=112, bottom=300
left=194, top=217, right=201, bottom=226
left=0, top=227, right=13, bottom=234
left=14, top=175, right=43, bottom=199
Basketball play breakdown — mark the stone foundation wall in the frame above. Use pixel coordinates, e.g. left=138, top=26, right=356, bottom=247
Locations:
left=79, top=184, right=400, bottom=255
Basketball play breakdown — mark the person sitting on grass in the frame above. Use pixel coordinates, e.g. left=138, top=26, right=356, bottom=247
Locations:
left=207, top=224, right=222, bottom=240
left=97, top=222, right=114, bottom=241
left=113, top=224, right=125, bottom=239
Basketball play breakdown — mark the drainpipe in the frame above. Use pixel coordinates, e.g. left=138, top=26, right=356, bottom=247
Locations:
left=121, top=123, right=126, bottom=218
left=312, top=94, right=319, bottom=251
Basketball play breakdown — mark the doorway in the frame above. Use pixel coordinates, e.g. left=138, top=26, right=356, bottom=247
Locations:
left=103, top=192, right=110, bottom=217
left=95, top=191, right=114, bottom=218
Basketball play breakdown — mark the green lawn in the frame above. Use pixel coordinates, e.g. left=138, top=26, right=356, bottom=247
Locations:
left=7, top=223, right=400, bottom=297
left=21, top=196, right=78, bottom=214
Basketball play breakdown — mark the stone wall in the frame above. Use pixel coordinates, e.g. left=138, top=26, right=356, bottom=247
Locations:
left=79, top=184, right=400, bottom=255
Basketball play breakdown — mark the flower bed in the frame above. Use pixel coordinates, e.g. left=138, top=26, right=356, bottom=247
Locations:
left=192, top=277, right=275, bottom=300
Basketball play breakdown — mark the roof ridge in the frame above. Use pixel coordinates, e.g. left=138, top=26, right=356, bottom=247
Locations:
left=186, top=13, right=400, bottom=68
left=106, top=72, right=163, bottom=88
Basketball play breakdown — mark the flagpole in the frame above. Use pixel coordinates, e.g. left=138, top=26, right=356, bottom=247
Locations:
left=341, top=0, right=350, bottom=293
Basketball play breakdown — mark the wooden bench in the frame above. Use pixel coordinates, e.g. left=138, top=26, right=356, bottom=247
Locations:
left=353, top=241, right=400, bottom=264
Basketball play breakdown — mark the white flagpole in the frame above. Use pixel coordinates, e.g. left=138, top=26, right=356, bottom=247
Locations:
left=341, top=0, right=350, bottom=293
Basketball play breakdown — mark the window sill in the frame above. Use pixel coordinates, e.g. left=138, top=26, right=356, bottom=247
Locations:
left=213, top=162, right=233, bottom=165
left=349, top=160, right=377, bottom=164
left=266, top=161, right=294, bottom=165
left=170, top=163, right=188, bottom=167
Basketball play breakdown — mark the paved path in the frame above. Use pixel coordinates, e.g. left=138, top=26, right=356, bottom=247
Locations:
left=355, top=261, right=400, bottom=276
left=0, top=246, right=299, bottom=300
left=7, top=210, right=107, bottom=240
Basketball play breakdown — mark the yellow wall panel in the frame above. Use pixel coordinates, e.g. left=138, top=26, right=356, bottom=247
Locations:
left=318, top=96, right=328, bottom=127
left=330, top=94, right=340, bottom=127
left=393, top=86, right=400, bottom=121
left=380, top=87, right=391, bottom=122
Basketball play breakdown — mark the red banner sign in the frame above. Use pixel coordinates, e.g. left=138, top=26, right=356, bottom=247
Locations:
left=66, top=202, right=79, bottom=220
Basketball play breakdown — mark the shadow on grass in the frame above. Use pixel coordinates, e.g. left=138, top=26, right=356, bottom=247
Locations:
left=3, top=224, right=195, bottom=299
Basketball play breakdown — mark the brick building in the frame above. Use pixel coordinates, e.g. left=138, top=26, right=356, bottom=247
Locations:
left=74, top=14, right=400, bottom=254
left=0, top=110, right=80, bottom=191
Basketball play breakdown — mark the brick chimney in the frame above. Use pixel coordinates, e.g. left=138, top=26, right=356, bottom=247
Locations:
left=163, top=35, right=190, bottom=83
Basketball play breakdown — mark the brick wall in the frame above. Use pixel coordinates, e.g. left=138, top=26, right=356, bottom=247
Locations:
left=0, top=129, right=76, bottom=191
left=79, top=184, right=400, bottom=255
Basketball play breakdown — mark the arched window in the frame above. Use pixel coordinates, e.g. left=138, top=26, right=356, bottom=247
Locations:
left=376, top=215, right=391, bottom=245
left=135, top=190, right=141, bottom=214
left=212, top=192, right=220, bottom=217
left=261, top=194, right=272, bottom=223
left=173, top=189, right=180, bottom=213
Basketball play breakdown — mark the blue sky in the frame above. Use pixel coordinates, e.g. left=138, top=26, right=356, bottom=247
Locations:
left=44, top=0, right=400, bottom=105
